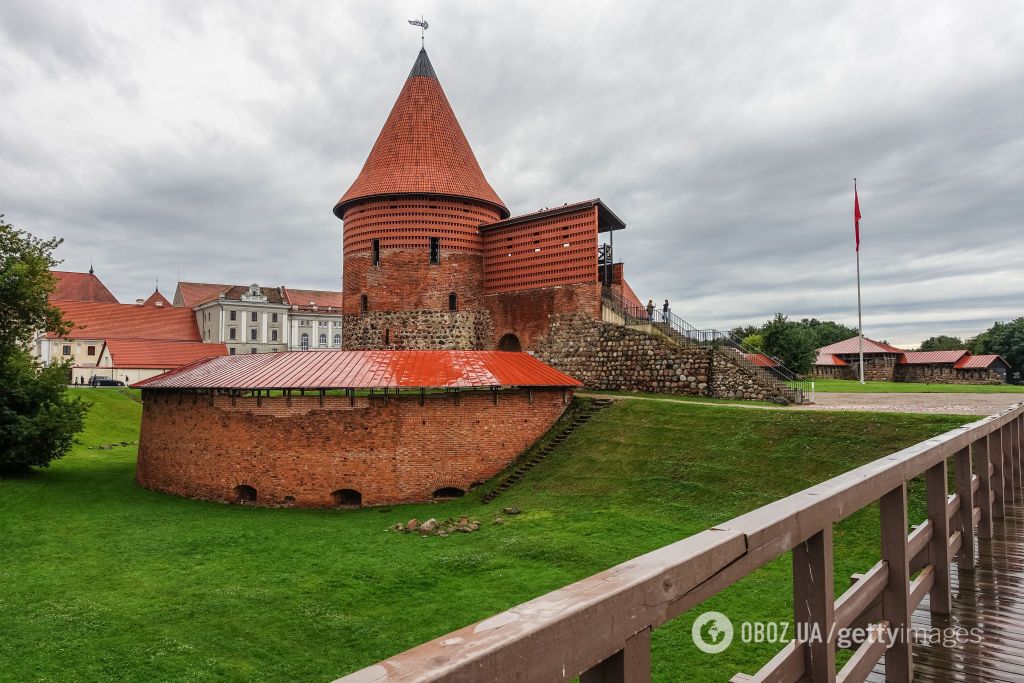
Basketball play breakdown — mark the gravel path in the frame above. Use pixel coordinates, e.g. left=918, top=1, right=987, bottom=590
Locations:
left=800, top=392, right=1024, bottom=415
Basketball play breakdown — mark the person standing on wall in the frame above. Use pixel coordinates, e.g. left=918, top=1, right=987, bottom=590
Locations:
left=662, top=299, right=670, bottom=322
left=646, top=299, right=655, bottom=320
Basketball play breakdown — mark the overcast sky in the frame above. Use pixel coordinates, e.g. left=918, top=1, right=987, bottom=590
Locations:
left=2, top=1, right=1021, bottom=347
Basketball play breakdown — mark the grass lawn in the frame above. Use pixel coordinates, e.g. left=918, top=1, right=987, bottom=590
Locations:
left=0, top=388, right=972, bottom=681
left=811, top=378, right=1024, bottom=394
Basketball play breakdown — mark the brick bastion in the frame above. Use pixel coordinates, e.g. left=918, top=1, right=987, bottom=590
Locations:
left=132, top=350, right=580, bottom=508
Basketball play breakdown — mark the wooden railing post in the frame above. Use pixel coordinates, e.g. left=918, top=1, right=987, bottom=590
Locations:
left=992, top=427, right=1007, bottom=518
left=953, top=446, right=975, bottom=571
left=793, top=526, right=836, bottom=681
left=1006, top=421, right=1019, bottom=503
left=926, top=460, right=952, bottom=614
left=880, top=484, right=912, bottom=682
left=975, top=436, right=994, bottom=539
left=1016, top=415, right=1023, bottom=495
left=580, top=628, right=651, bottom=683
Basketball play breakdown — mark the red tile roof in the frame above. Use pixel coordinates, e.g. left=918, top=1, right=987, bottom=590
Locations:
left=102, top=339, right=228, bottom=369
left=142, top=290, right=171, bottom=307
left=818, top=336, right=904, bottom=355
left=50, top=271, right=118, bottom=303
left=480, top=198, right=626, bottom=233
left=955, top=354, right=1011, bottom=370
left=814, top=352, right=849, bottom=366
left=899, top=350, right=969, bottom=365
left=175, top=282, right=232, bottom=307
left=134, top=350, right=582, bottom=390
left=282, top=288, right=344, bottom=310
left=334, top=49, right=507, bottom=220
left=50, top=301, right=201, bottom=341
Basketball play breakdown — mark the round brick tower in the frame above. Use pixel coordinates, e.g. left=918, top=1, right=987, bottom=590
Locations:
left=335, top=49, right=508, bottom=350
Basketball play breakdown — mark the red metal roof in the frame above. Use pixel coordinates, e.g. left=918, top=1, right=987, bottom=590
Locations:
left=480, top=198, right=626, bottom=233
left=102, top=339, right=229, bottom=369
left=50, top=300, right=201, bottom=341
left=133, top=350, right=582, bottom=390
left=899, top=350, right=969, bottom=365
left=334, top=49, right=507, bottom=219
left=814, top=352, right=849, bottom=366
left=746, top=353, right=780, bottom=367
left=50, top=271, right=118, bottom=303
left=955, top=354, right=1011, bottom=370
left=818, top=336, right=904, bottom=355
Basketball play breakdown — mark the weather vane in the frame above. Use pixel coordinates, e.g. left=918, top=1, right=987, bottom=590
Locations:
left=408, top=15, right=428, bottom=48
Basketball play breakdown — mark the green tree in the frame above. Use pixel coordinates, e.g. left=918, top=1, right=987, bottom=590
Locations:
left=970, top=318, right=1024, bottom=379
left=919, top=335, right=965, bottom=351
left=761, top=313, right=818, bottom=373
left=741, top=333, right=764, bottom=352
left=800, top=318, right=859, bottom=348
left=0, top=215, right=87, bottom=474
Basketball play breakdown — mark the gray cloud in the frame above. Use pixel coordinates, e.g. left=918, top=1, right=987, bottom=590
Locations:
left=0, top=0, right=1021, bottom=347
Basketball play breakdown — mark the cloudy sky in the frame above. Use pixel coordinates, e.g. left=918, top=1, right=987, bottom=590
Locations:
left=2, top=1, right=1021, bottom=347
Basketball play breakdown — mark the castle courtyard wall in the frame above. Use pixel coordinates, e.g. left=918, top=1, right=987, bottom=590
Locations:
left=136, top=388, right=569, bottom=507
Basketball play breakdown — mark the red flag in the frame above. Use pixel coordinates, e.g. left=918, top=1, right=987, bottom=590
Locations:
left=854, top=182, right=862, bottom=252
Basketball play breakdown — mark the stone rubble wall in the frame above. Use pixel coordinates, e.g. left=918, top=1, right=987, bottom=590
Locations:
left=342, top=310, right=491, bottom=350
left=896, top=365, right=1004, bottom=385
left=533, top=314, right=787, bottom=401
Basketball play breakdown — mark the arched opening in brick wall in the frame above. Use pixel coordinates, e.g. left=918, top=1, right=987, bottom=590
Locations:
left=332, top=489, right=362, bottom=507
left=233, top=485, right=257, bottom=503
left=497, top=333, right=522, bottom=352
left=432, top=487, right=465, bottom=499
left=448, top=293, right=457, bottom=311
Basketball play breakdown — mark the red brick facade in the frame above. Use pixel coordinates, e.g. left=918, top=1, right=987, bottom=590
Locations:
left=136, top=388, right=569, bottom=507
left=486, top=283, right=602, bottom=352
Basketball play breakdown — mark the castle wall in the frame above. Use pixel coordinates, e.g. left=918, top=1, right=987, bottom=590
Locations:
left=532, top=314, right=788, bottom=401
left=342, top=310, right=491, bottom=350
left=486, top=283, right=602, bottom=352
left=136, top=388, right=569, bottom=507
left=895, top=364, right=1005, bottom=385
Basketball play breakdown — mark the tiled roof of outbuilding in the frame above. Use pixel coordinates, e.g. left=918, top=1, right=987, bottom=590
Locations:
left=175, top=282, right=232, bottom=307
left=102, top=339, right=228, bottom=369
left=818, top=336, right=904, bottom=355
left=899, top=350, right=969, bottom=365
left=50, top=271, right=118, bottom=303
left=282, top=288, right=344, bottom=309
left=814, top=352, right=849, bottom=366
left=134, top=350, right=582, bottom=390
left=334, top=49, right=507, bottom=219
left=955, top=354, right=1011, bottom=370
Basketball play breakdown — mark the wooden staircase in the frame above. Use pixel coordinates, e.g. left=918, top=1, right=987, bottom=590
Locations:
left=481, top=398, right=614, bottom=504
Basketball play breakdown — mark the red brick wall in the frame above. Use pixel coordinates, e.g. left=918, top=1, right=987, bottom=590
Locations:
left=481, top=206, right=599, bottom=294
left=136, top=388, right=570, bottom=507
left=486, top=283, right=601, bottom=351
left=342, top=195, right=500, bottom=314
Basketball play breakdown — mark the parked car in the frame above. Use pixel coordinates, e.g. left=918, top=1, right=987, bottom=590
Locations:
left=89, top=377, right=125, bottom=387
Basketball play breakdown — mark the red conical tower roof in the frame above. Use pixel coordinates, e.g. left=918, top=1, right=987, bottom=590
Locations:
left=334, top=49, right=508, bottom=219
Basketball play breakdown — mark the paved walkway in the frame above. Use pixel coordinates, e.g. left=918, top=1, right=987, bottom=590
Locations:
left=579, top=392, right=1024, bottom=416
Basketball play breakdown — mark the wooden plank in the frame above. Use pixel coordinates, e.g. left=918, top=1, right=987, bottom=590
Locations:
left=953, top=447, right=975, bottom=571
left=731, top=640, right=804, bottom=683
left=976, top=436, right=994, bottom=540
left=908, top=565, right=935, bottom=612
left=926, top=461, right=952, bottom=614
left=792, top=527, right=835, bottom=681
left=992, top=427, right=1006, bottom=519
left=580, top=627, right=651, bottom=683
left=837, top=622, right=888, bottom=683
left=835, top=561, right=888, bottom=631
left=879, top=484, right=912, bottom=682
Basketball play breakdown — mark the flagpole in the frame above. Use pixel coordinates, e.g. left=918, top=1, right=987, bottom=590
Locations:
left=855, top=178, right=864, bottom=384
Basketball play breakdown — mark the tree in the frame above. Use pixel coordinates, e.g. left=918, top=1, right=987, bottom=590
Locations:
left=761, top=313, right=818, bottom=373
left=0, top=215, right=87, bottom=474
left=800, top=318, right=859, bottom=349
left=970, top=318, right=1024, bottom=379
left=741, top=333, right=764, bottom=352
left=919, top=335, right=965, bottom=352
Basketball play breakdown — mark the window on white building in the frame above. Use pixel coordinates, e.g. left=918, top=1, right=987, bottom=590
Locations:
left=300, top=333, right=309, bottom=351
left=271, top=330, right=278, bottom=341
left=249, top=328, right=257, bottom=340
left=319, top=333, right=327, bottom=347
left=62, top=345, right=71, bottom=356
left=251, top=311, right=257, bottom=322
left=333, top=333, right=341, bottom=346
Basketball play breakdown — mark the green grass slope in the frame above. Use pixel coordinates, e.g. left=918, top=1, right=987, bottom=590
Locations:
left=0, top=388, right=971, bottom=681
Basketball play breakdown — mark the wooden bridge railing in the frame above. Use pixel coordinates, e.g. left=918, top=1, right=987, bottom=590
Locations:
left=337, top=403, right=1024, bottom=683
